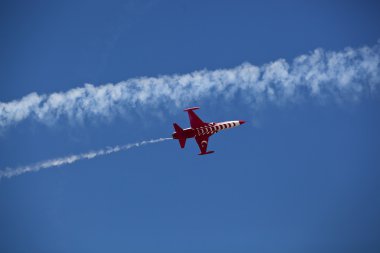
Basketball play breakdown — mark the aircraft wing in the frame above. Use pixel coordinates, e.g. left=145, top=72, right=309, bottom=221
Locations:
left=195, top=135, right=214, bottom=155
left=184, top=107, right=207, bottom=129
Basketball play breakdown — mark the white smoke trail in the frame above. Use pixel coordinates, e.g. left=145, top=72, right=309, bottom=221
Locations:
left=0, top=41, right=379, bottom=129
left=0, top=137, right=172, bottom=179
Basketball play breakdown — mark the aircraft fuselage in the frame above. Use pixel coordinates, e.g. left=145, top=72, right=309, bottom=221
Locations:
left=172, top=120, right=244, bottom=140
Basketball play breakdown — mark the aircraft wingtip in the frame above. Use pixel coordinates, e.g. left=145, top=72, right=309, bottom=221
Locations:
left=184, top=107, right=200, bottom=111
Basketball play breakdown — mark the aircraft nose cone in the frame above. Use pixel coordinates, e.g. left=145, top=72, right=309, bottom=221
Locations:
left=239, top=120, right=246, bottom=125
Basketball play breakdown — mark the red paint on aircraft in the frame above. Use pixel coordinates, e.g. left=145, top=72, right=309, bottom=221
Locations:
left=172, top=107, right=246, bottom=155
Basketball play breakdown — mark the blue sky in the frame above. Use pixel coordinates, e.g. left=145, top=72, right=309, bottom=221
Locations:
left=1, top=0, right=380, bottom=252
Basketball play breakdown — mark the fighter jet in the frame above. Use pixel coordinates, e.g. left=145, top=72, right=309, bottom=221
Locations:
left=172, top=107, right=246, bottom=155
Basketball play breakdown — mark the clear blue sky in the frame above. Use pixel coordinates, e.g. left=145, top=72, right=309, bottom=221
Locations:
left=1, top=0, right=380, bottom=252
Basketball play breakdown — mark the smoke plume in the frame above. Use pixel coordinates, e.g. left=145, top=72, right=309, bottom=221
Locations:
left=0, top=138, right=171, bottom=179
left=0, top=41, right=379, bottom=129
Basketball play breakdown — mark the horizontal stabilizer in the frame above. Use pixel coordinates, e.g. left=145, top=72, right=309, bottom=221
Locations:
left=179, top=138, right=186, bottom=149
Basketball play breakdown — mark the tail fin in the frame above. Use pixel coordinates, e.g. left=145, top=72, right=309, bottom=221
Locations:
left=173, top=123, right=187, bottom=148
left=173, top=123, right=184, bottom=134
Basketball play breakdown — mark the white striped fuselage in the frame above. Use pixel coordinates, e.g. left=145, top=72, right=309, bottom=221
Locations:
left=194, top=121, right=242, bottom=136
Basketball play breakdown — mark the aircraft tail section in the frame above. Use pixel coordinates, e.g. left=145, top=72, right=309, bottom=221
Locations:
left=173, top=123, right=184, bottom=134
left=173, top=123, right=187, bottom=148
left=178, top=138, right=186, bottom=148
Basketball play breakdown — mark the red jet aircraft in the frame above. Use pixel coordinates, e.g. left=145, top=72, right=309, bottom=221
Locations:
left=172, top=107, right=246, bottom=155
